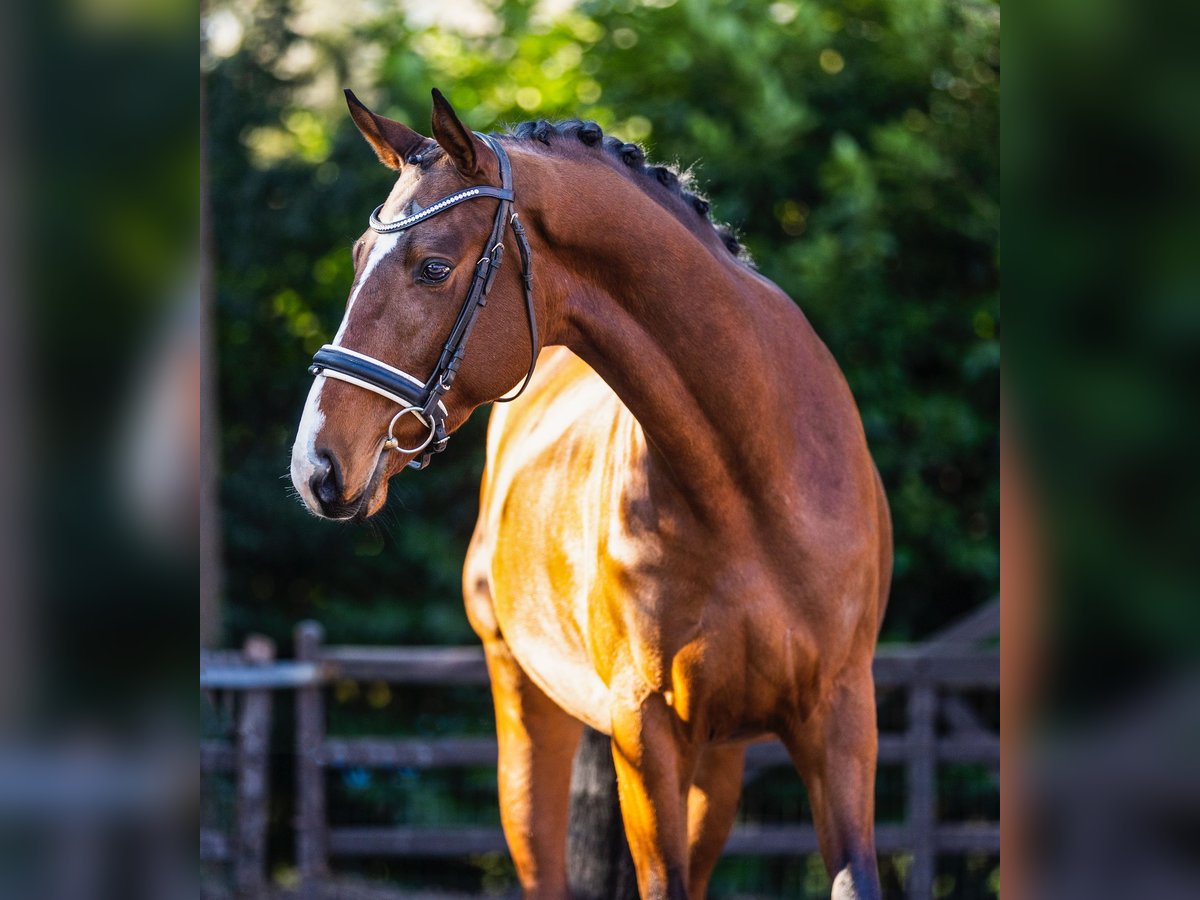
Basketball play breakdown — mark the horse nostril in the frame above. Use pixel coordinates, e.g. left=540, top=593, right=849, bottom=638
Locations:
left=311, top=451, right=342, bottom=508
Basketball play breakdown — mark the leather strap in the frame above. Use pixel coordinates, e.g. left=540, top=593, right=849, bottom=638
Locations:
left=310, top=345, right=435, bottom=410
left=369, top=185, right=514, bottom=233
left=493, top=212, right=539, bottom=403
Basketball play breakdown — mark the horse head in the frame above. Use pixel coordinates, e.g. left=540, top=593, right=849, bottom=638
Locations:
left=290, top=89, right=539, bottom=519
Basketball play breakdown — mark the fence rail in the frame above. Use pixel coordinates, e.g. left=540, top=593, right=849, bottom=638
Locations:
left=201, top=644, right=1001, bottom=692
left=201, top=601, right=999, bottom=898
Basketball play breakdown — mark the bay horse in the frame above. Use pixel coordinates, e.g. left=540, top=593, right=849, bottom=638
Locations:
left=290, top=89, right=891, bottom=900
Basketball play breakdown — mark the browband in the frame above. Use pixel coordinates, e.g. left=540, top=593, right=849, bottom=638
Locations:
left=368, top=185, right=515, bottom=234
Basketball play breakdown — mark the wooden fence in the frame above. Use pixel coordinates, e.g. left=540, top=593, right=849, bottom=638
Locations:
left=200, top=601, right=999, bottom=898
left=200, top=634, right=278, bottom=898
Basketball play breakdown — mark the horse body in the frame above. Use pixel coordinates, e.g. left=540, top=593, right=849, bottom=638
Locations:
left=291, top=92, right=891, bottom=900
left=468, top=344, right=887, bottom=745
left=462, top=149, right=891, bottom=898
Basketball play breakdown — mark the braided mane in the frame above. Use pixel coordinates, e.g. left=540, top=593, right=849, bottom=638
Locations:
left=497, top=119, right=752, bottom=266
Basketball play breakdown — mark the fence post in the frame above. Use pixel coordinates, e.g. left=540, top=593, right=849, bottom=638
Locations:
left=907, top=659, right=937, bottom=898
left=295, top=621, right=328, bottom=898
left=235, top=634, right=275, bottom=898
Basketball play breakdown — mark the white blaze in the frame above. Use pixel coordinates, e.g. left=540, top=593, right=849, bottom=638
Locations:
left=333, top=231, right=403, bottom=344
left=290, top=230, right=404, bottom=513
left=290, top=381, right=327, bottom=513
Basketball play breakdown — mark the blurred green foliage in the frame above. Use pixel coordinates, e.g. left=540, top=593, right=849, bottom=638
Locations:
left=206, top=0, right=997, bottom=645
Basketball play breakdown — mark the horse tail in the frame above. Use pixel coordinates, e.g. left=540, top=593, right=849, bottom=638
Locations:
left=566, top=727, right=639, bottom=900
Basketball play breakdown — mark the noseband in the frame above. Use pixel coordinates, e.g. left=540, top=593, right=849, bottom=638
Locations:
left=306, top=134, right=538, bottom=470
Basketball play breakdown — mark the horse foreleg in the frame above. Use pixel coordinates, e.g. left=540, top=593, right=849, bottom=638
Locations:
left=482, top=638, right=583, bottom=899
left=610, top=692, right=694, bottom=900
left=782, top=664, right=882, bottom=900
left=685, top=742, right=745, bottom=900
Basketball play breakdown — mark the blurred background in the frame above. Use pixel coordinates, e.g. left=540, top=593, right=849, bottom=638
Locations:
left=11, top=0, right=1199, bottom=897
left=202, top=0, right=998, bottom=897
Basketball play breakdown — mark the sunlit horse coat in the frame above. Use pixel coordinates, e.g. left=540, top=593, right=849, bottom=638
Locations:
left=291, top=90, right=891, bottom=900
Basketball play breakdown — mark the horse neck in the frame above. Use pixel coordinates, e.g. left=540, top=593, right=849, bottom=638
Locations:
left=525, top=153, right=862, bottom=523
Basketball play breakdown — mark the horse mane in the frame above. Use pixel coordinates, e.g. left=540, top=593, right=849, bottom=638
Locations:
left=495, top=119, right=753, bottom=267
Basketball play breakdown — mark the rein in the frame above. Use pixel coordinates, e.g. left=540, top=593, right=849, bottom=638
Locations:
left=307, top=134, right=539, bottom=470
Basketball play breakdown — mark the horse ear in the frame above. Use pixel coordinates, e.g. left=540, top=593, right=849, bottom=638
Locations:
left=344, top=89, right=429, bottom=171
left=430, top=88, right=488, bottom=178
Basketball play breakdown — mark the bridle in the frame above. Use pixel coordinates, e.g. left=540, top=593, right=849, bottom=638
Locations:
left=306, top=133, right=538, bottom=470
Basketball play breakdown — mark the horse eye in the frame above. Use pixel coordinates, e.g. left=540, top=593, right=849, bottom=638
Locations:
left=420, top=260, right=452, bottom=283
